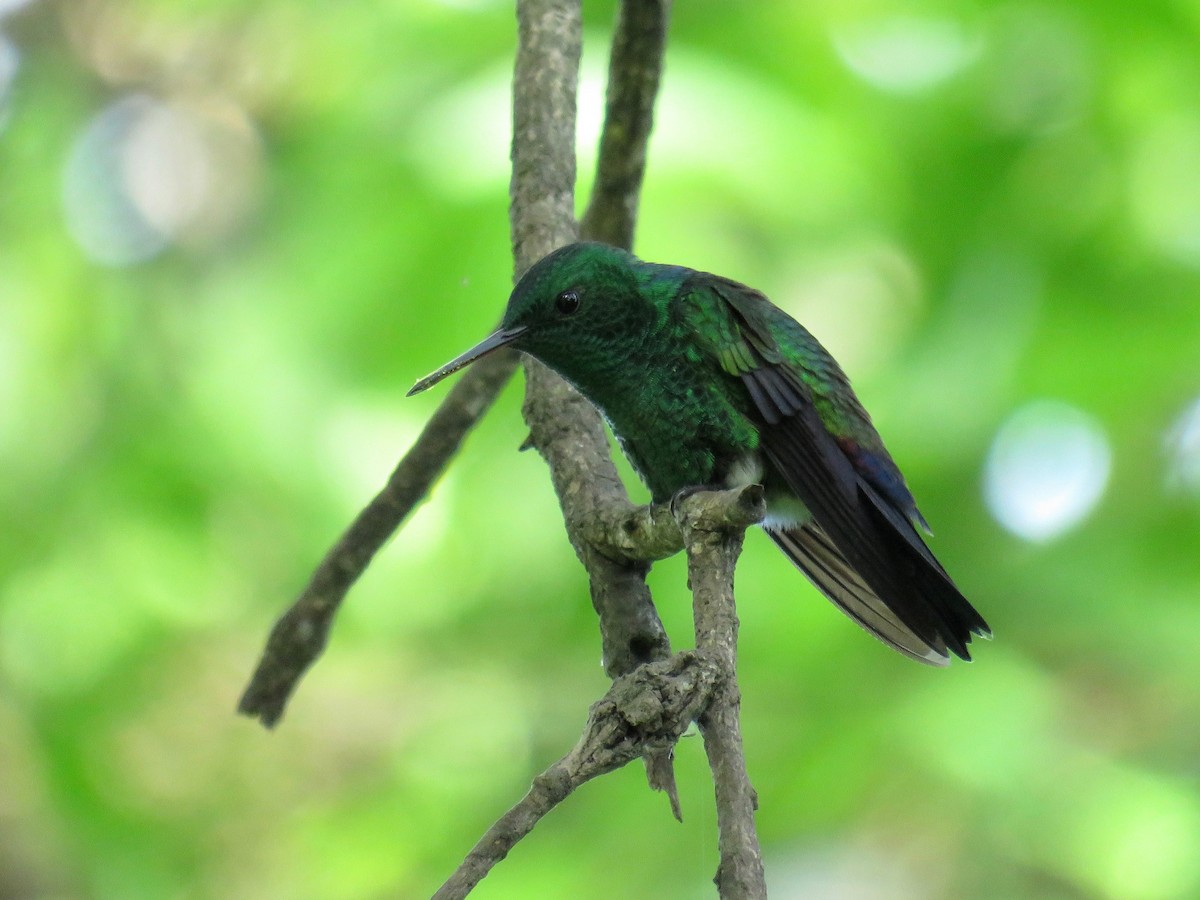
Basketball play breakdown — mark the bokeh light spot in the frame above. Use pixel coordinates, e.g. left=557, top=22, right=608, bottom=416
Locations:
left=121, top=101, right=212, bottom=240
left=62, top=93, right=263, bottom=266
left=0, top=32, right=17, bottom=130
left=63, top=94, right=172, bottom=265
left=984, top=400, right=1111, bottom=542
left=1165, top=393, right=1200, bottom=494
left=834, top=16, right=980, bottom=94
left=0, top=0, right=36, bottom=15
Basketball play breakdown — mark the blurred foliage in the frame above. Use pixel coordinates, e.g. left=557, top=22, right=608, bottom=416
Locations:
left=2, top=0, right=1200, bottom=897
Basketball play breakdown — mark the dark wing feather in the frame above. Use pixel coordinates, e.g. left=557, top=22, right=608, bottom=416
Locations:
left=768, top=523, right=950, bottom=664
left=859, top=481, right=991, bottom=640
left=758, top=395, right=985, bottom=660
left=687, top=276, right=990, bottom=662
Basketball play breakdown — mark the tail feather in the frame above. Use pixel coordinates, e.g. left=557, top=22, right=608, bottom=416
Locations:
left=858, top=481, right=991, bottom=647
left=753, top=399, right=989, bottom=664
left=768, top=524, right=956, bottom=665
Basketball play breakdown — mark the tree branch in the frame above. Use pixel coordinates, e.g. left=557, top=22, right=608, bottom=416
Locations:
left=674, top=487, right=769, bottom=899
left=236, top=349, right=518, bottom=727
left=581, top=0, right=671, bottom=248
left=432, top=651, right=720, bottom=900
left=433, top=486, right=763, bottom=898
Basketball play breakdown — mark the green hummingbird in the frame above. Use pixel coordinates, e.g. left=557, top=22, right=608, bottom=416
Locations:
left=409, top=242, right=990, bottom=664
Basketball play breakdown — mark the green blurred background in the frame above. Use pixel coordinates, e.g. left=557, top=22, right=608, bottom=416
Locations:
left=3, top=0, right=1200, bottom=897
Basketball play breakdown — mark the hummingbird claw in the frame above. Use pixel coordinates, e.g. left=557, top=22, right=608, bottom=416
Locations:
left=668, top=484, right=708, bottom=521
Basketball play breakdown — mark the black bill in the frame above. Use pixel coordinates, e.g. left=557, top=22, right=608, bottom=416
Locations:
left=407, top=324, right=528, bottom=396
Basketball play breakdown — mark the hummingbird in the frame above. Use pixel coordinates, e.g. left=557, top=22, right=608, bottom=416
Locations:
left=409, top=242, right=990, bottom=664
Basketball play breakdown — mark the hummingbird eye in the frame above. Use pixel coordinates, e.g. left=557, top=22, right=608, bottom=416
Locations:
left=555, top=290, right=581, bottom=316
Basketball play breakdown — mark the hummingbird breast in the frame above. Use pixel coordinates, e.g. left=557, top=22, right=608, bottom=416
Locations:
left=570, top=347, right=762, bottom=503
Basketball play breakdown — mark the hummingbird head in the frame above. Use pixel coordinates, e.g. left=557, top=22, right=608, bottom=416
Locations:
left=408, top=242, right=655, bottom=395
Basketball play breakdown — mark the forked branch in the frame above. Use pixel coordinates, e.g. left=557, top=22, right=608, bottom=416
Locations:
left=432, top=652, right=720, bottom=900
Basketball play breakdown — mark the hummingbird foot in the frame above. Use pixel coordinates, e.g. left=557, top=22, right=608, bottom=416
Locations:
left=668, top=484, right=713, bottom=521
left=667, top=484, right=767, bottom=532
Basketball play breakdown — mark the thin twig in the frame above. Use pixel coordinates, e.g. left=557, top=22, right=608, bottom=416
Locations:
left=675, top=487, right=769, bottom=900
left=432, top=652, right=720, bottom=900
left=237, top=349, right=518, bottom=726
left=581, top=0, right=671, bottom=248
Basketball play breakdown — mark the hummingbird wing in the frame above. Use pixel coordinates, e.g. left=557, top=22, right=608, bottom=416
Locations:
left=682, top=275, right=990, bottom=663
left=766, top=522, right=951, bottom=664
